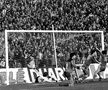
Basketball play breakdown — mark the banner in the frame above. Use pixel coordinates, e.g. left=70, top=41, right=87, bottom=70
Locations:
left=0, top=67, right=66, bottom=84
left=28, top=68, right=66, bottom=82
left=0, top=63, right=108, bottom=84
left=0, top=68, right=30, bottom=84
left=76, top=63, right=108, bottom=79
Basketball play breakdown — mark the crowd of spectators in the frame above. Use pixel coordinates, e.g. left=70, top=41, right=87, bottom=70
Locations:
left=0, top=0, right=108, bottom=68
left=7, top=32, right=54, bottom=68
left=0, top=0, right=108, bottom=31
left=0, top=32, right=107, bottom=68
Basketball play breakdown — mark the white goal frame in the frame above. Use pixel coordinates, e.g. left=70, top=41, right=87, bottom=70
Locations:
left=5, top=30, right=104, bottom=85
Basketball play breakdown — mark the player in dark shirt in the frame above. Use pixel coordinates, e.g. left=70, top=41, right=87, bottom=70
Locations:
left=93, top=48, right=107, bottom=81
left=78, top=49, right=99, bottom=81
left=64, top=52, right=80, bottom=86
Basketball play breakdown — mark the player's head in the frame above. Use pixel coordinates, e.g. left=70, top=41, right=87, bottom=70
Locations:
left=90, top=49, right=97, bottom=57
left=27, top=57, right=35, bottom=68
left=102, top=50, right=107, bottom=55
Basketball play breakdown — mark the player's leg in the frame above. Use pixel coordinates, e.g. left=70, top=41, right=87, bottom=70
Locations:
left=0, top=75, right=4, bottom=85
left=78, top=66, right=84, bottom=80
left=78, top=67, right=89, bottom=81
left=63, top=71, right=71, bottom=80
left=69, top=72, right=74, bottom=86
left=93, top=64, right=101, bottom=80
left=78, top=73, right=85, bottom=81
left=82, top=69, right=89, bottom=82
left=97, top=72, right=102, bottom=81
left=98, top=65, right=106, bottom=81
left=63, top=71, right=74, bottom=86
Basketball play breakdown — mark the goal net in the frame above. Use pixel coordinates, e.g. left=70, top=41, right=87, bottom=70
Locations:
left=5, top=30, right=104, bottom=85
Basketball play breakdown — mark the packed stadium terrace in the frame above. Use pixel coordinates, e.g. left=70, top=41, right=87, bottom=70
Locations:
left=0, top=0, right=108, bottom=68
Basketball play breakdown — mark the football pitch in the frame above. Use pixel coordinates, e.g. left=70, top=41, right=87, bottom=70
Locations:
left=0, top=80, right=108, bottom=90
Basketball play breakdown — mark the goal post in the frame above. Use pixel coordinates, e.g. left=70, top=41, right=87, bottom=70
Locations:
left=5, top=30, right=104, bottom=85
left=5, top=30, right=9, bottom=85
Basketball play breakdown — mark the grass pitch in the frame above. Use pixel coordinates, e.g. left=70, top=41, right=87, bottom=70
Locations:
left=0, top=80, right=108, bottom=90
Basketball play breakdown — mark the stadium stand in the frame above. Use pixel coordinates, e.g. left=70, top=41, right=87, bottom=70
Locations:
left=0, top=0, right=108, bottom=68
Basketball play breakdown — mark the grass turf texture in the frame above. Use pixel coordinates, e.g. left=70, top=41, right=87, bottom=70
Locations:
left=0, top=80, right=108, bottom=90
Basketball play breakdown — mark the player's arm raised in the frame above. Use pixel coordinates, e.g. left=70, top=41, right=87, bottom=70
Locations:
left=95, top=48, right=104, bottom=58
left=94, top=57, right=100, bottom=64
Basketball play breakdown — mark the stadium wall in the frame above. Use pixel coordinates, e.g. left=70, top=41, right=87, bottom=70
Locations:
left=0, top=63, right=108, bottom=84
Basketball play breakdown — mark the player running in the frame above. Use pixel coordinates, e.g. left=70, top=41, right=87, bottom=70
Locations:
left=78, top=49, right=99, bottom=82
left=64, top=52, right=80, bottom=86
left=93, top=48, right=107, bottom=81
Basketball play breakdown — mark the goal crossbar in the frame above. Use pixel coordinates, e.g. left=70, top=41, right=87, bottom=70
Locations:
left=6, top=30, right=103, bottom=33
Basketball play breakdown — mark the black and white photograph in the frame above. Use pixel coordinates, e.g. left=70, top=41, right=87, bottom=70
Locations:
left=0, top=0, right=108, bottom=90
